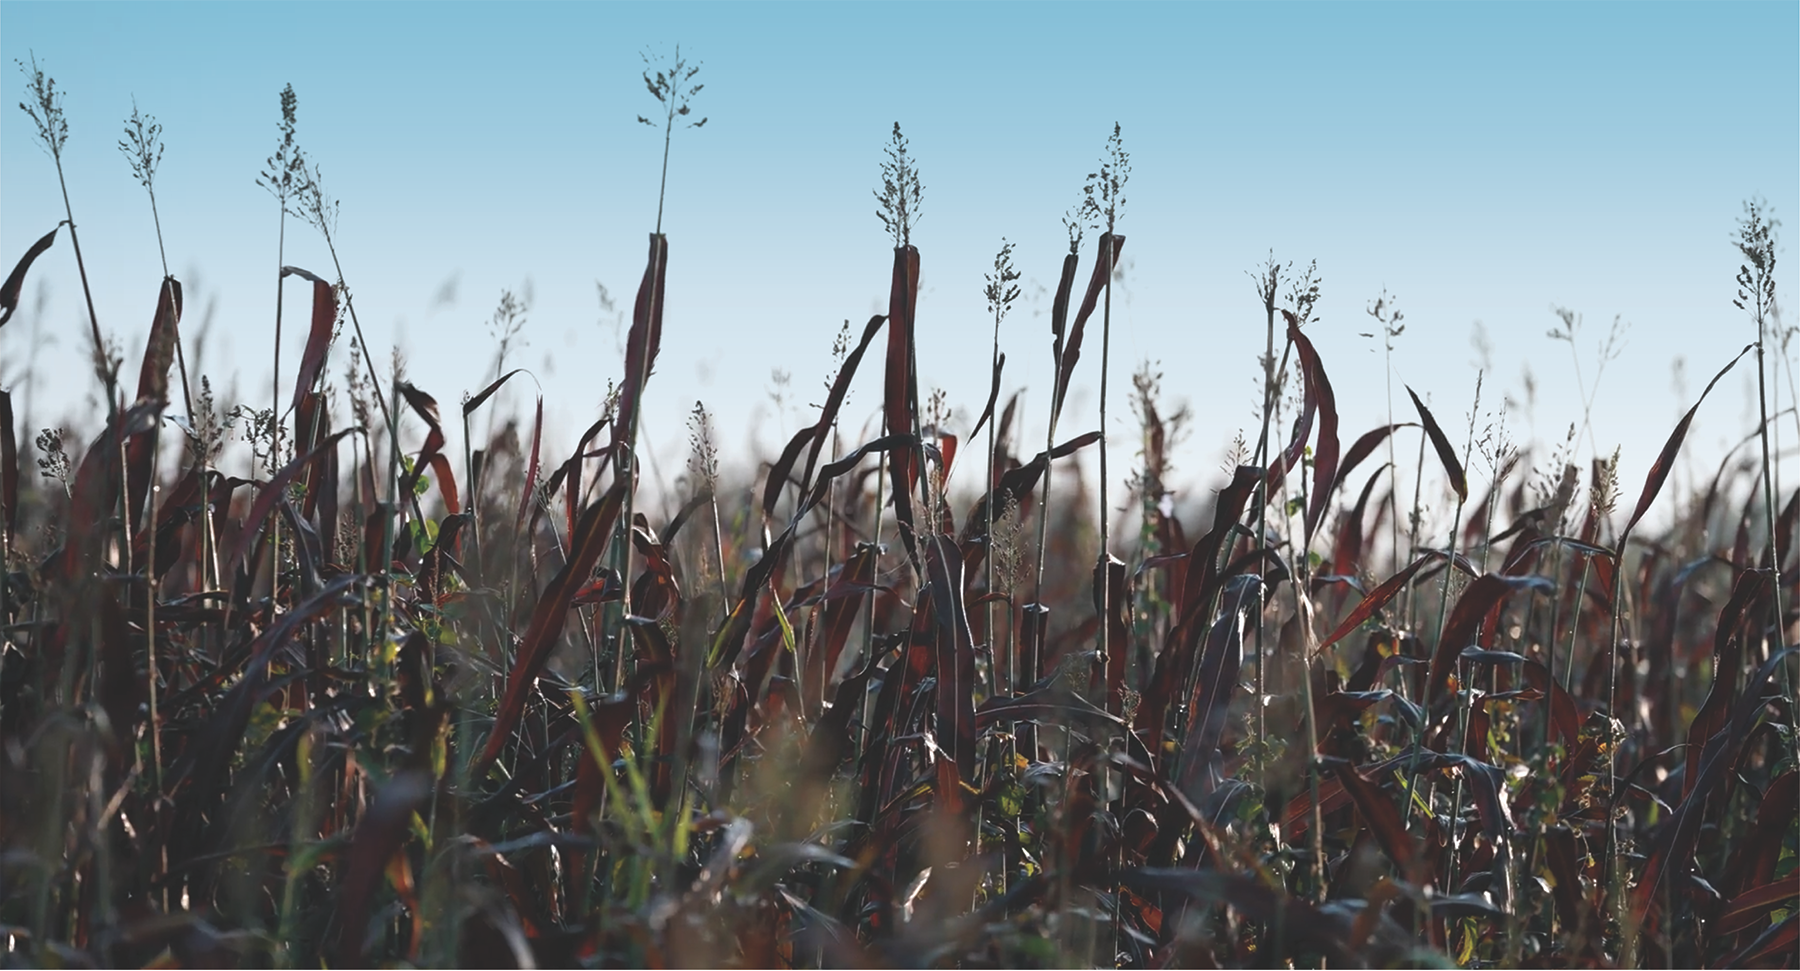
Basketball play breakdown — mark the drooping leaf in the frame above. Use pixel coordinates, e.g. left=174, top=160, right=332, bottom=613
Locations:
left=611, top=233, right=669, bottom=454
left=1624, top=344, right=1753, bottom=536
left=1335, top=422, right=1414, bottom=489
left=1427, top=573, right=1553, bottom=703
left=0, top=226, right=56, bottom=328
left=462, top=367, right=530, bottom=418
left=1328, top=759, right=1418, bottom=875
left=799, top=314, right=886, bottom=492
left=228, top=429, right=357, bottom=575
left=1288, top=312, right=1341, bottom=546
left=1053, top=233, right=1125, bottom=425
left=1316, top=548, right=1472, bottom=655
left=398, top=382, right=459, bottom=515
left=283, top=270, right=338, bottom=414
left=1405, top=385, right=1467, bottom=501
left=763, top=425, right=817, bottom=519
left=960, top=429, right=1103, bottom=556
left=134, top=277, right=182, bottom=406
left=970, top=351, right=1006, bottom=442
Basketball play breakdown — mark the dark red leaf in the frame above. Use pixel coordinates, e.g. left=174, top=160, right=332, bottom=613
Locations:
left=334, top=771, right=432, bottom=966
left=229, top=429, right=357, bottom=575
left=1336, top=422, right=1414, bottom=488
left=807, top=545, right=875, bottom=713
left=283, top=272, right=337, bottom=414
left=1094, top=554, right=1129, bottom=714
left=1053, top=233, right=1125, bottom=425
left=515, top=393, right=543, bottom=533
left=1721, top=911, right=1799, bottom=968
left=1175, top=577, right=1259, bottom=800
left=800, top=314, right=886, bottom=492
left=1721, top=770, right=1798, bottom=898
left=134, top=277, right=182, bottom=406
left=883, top=246, right=920, bottom=491
left=1715, top=875, right=1800, bottom=935
left=1636, top=647, right=1797, bottom=920
left=1289, top=313, right=1341, bottom=546
left=398, top=382, right=458, bottom=515
left=1684, top=569, right=1772, bottom=797
left=924, top=535, right=978, bottom=787
left=1317, top=549, right=1463, bottom=654
left=462, top=367, right=530, bottom=418
left=970, top=352, right=1006, bottom=443
left=1427, top=573, right=1553, bottom=703
left=1625, top=344, right=1753, bottom=537
left=476, top=482, right=627, bottom=776
left=611, top=233, right=669, bottom=455
left=763, top=425, right=816, bottom=519
left=0, top=226, right=56, bottom=328
left=0, top=389, right=16, bottom=539
left=1329, top=759, right=1418, bottom=875
left=1521, top=659, right=1581, bottom=749
left=1405, top=386, right=1467, bottom=501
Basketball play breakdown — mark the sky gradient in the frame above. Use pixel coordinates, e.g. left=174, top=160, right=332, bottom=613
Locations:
left=2, top=2, right=1796, bottom=525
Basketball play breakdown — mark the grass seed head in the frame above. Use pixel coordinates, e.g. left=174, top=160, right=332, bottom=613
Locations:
left=874, top=122, right=923, bottom=249
left=637, top=45, right=707, bottom=133
left=119, top=99, right=164, bottom=191
left=1080, top=122, right=1130, bottom=235
left=257, top=84, right=309, bottom=214
left=17, top=52, right=68, bottom=161
left=1734, top=197, right=1780, bottom=325
left=985, top=239, right=1021, bottom=325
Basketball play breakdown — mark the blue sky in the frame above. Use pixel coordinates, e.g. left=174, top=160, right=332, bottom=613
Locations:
left=2, top=2, right=1796, bottom=525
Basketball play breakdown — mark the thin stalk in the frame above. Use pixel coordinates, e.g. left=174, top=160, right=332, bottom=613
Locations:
left=1404, top=485, right=1468, bottom=833
left=1248, top=266, right=1284, bottom=790
left=52, top=160, right=116, bottom=416
left=1098, top=232, right=1114, bottom=666
left=986, top=369, right=999, bottom=698
left=270, top=203, right=287, bottom=613
left=312, top=226, right=398, bottom=645
left=1604, top=531, right=1630, bottom=967
left=146, top=473, right=163, bottom=797
left=1442, top=381, right=1484, bottom=893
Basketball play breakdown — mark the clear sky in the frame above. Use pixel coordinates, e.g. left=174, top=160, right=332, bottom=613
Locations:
left=2, top=2, right=1796, bottom=526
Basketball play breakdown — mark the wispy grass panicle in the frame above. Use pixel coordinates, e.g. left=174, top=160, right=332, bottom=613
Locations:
left=874, top=123, right=923, bottom=249
left=1081, top=123, right=1128, bottom=560
left=17, top=54, right=67, bottom=159
left=1363, top=290, right=1406, bottom=572
left=19, top=54, right=110, bottom=407
left=1063, top=206, right=1085, bottom=257
left=985, top=239, right=1020, bottom=689
left=119, top=99, right=195, bottom=420
left=1735, top=198, right=1792, bottom=802
left=1079, top=122, right=1130, bottom=237
left=257, top=84, right=307, bottom=213
left=638, top=45, right=707, bottom=236
left=486, top=288, right=529, bottom=380
left=119, top=99, right=164, bottom=197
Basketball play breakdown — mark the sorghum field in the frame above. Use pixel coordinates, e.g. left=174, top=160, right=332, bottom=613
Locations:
left=2, top=51, right=1797, bottom=969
